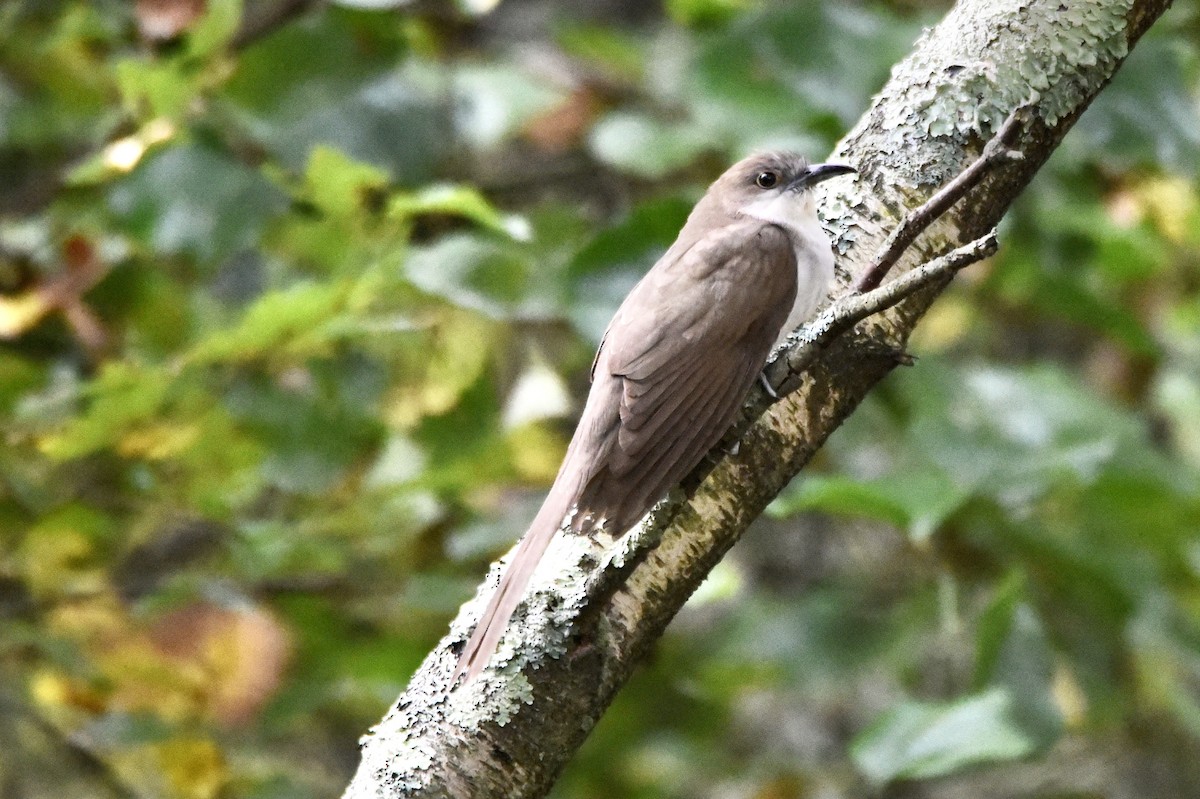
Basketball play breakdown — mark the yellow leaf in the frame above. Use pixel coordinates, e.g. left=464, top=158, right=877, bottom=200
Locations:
left=157, top=738, right=227, bottom=799
left=908, top=293, right=976, bottom=353
left=46, top=592, right=128, bottom=642
left=117, top=421, right=202, bottom=460
left=112, top=737, right=228, bottom=799
left=29, top=670, right=71, bottom=709
left=38, top=361, right=173, bottom=460
left=105, top=601, right=293, bottom=726
left=102, top=636, right=207, bottom=723
left=18, top=506, right=113, bottom=599
left=385, top=309, right=496, bottom=427
left=1052, top=662, right=1088, bottom=729
left=0, top=291, right=52, bottom=338
left=1139, top=176, right=1199, bottom=244
left=506, top=423, right=567, bottom=483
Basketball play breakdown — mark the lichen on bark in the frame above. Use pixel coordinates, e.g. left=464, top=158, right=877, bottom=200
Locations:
left=861, top=0, right=1137, bottom=188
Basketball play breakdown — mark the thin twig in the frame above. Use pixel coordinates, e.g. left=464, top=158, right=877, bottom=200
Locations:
left=853, top=106, right=1028, bottom=293
left=765, top=229, right=999, bottom=391
left=231, top=0, right=320, bottom=50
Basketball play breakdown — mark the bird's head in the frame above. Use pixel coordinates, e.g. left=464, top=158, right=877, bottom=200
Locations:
left=710, top=151, right=856, bottom=231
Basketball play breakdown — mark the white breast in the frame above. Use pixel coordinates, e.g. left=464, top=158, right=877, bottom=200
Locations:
left=739, top=191, right=835, bottom=345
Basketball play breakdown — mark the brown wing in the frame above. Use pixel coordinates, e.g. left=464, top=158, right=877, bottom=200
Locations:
left=570, top=220, right=799, bottom=534
left=453, top=219, right=798, bottom=683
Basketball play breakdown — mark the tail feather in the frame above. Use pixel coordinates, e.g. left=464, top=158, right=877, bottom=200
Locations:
left=451, top=376, right=621, bottom=686
left=451, top=518, right=561, bottom=685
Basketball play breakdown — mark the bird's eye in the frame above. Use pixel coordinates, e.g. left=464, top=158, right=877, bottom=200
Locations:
left=755, top=171, right=778, bottom=189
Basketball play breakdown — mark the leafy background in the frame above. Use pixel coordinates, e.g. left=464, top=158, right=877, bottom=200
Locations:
left=2, top=0, right=1199, bottom=797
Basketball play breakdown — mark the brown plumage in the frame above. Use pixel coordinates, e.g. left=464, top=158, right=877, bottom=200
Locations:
left=452, top=152, right=855, bottom=684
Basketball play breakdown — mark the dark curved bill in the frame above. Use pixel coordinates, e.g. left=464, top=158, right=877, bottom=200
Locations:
left=789, top=162, right=857, bottom=191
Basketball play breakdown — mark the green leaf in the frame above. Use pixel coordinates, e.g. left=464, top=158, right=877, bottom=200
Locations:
left=1032, top=272, right=1160, bottom=357
left=589, top=113, right=715, bottom=178
left=0, top=352, right=43, bottom=415
left=851, top=688, right=1041, bottom=784
left=556, top=25, right=645, bottom=83
left=452, top=63, right=565, bottom=150
left=19, top=504, right=119, bottom=599
left=107, top=142, right=286, bottom=264
left=570, top=195, right=694, bottom=276
left=895, top=363, right=1139, bottom=510
left=665, top=0, right=757, bottom=29
left=1128, top=594, right=1200, bottom=738
left=220, top=8, right=444, bottom=178
left=390, top=308, right=498, bottom=430
left=303, top=146, right=390, bottom=217
left=113, top=57, right=194, bottom=119
left=389, top=184, right=529, bottom=240
left=974, top=572, right=1026, bottom=689
left=40, top=363, right=173, bottom=460
left=848, top=579, right=1063, bottom=787
left=1074, top=34, right=1200, bottom=176
left=411, top=365, right=512, bottom=492
left=186, top=281, right=349, bottom=363
left=770, top=476, right=907, bottom=527
left=693, top=4, right=920, bottom=129
left=565, top=194, right=694, bottom=340
left=771, top=470, right=970, bottom=542
left=986, top=604, right=1063, bottom=746
left=185, top=0, right=243, bottom=59
left=224, top=373, right=383, bottom=494
left=402, top=234, right=534, bottom=319
left=703, top=588, right=909, bottom=685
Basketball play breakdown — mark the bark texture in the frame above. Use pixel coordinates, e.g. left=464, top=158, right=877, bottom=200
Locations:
left=343, top=1, right=1174, bottom=796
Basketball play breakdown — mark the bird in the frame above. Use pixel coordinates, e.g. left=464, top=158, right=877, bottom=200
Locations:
left=452, top=152, right=856, bottom=685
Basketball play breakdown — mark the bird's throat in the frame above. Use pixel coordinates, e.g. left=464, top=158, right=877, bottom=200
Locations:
left=738, top=192, right=834, bottom=345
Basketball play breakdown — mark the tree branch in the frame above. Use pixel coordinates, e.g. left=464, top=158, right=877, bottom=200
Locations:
left=765, top=229, right=999, bottom=395
left=231, top=0, right=320, bottom=51
left=852, top=109, right=1024, bottom=293
left=343, top=2, right=1174, bottom=797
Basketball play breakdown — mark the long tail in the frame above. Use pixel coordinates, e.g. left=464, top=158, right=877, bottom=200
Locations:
left=451, top=377, right=621, bottom=685
left=451, top=486, right=575, bottom=685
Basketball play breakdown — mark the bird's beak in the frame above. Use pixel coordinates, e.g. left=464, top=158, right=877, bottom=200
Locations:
left=788, top=162, right=857, bottom=192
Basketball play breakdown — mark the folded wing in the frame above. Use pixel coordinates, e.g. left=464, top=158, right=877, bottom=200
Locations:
left=572, top=221, right=799, bottom=534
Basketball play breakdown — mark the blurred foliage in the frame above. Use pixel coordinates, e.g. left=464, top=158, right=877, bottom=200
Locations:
left=1, top=0, right=1199, bottom=798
